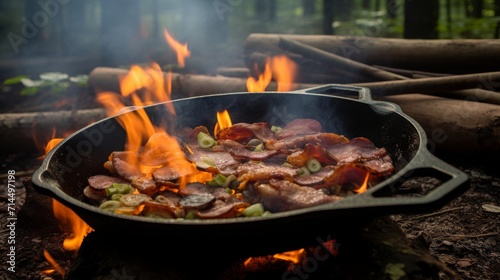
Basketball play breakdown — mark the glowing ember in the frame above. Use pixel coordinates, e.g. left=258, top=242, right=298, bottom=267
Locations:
left=163, top=28, right=191, bottom=68
left=273, top=248, right=306, bottom=264
left=52, top=199, right=93, bottom=251
left=354, top=172, right=370, bottom=194
left=214, top=109, right=233, bottom=136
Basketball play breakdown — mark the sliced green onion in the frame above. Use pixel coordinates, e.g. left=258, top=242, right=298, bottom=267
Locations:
left=253, top=143, right=264, bottom=152
left=105, top=187, right=118, bottom=197
left=271, top=125, right=283, bottom=133
left=110, top=194, right=123, bottom=201
left=281, top=162, right=293, bottom=168
left=297, top=167, right=311, bottom=176
left=222, top=174, right=237, bottom=189
left=306, top=158, right=322, bottom=173
left=202, top=156, right=215, bottom=166
left=207, top=174, right=226, bottom=187
left=99, top=200, right=121, bottom=211
left=242, top=203, right=265, bottom=217
left=197, top=132, right=216, bottom=148
left=185, top=210, right=197, bottom=219
left=112, top=183, right=133, bottom=194
left=119, top=194, right=152, bottom=207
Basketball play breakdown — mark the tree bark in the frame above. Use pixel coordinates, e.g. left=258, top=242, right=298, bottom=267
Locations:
left=243, top=34, right=500, bottom=73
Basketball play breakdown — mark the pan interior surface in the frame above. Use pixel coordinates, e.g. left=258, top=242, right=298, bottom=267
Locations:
left=40, top=92, right=421, bottom=225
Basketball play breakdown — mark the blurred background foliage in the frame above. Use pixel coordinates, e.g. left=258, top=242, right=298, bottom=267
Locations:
left=0, top=0, right=499, bottom=79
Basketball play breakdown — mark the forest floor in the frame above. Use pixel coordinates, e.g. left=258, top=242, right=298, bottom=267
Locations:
left=0, top=151, right=499, bottom=280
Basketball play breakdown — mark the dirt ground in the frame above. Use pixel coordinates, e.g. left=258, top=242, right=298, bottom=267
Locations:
left=0, top=150, right=498, bottom=280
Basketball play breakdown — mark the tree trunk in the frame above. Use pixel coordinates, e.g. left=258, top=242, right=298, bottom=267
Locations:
left=404, top=0, right=439, bottom=39
left=333, top=0, right=351, bottom=21
left=471, top=0, right=484, bottom=18
left=386, top=0, right=397, bottom=19
left=302, top=0, right=315, bottom=16
left=100, top=0, right=143, bottom=67
left=322, top=0, right=334, bottom=34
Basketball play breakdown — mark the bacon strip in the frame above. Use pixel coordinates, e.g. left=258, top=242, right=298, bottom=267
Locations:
left=247, top=179, right=342, bottom=212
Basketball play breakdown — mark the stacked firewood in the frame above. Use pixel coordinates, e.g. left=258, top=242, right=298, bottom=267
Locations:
left=2, top=34, right=499, bottom=157
left=87, top=34, right=500, bottom=157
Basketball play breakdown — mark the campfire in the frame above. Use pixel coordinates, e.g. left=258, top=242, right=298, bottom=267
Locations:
left=9, top=14, right=498, bottom=280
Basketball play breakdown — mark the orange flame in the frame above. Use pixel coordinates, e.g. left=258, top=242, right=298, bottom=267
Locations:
left=42, top=250, right=65, bottom=277
left=96, top=55, right=211, bottom=187
left=52, top=199, right=93, bottom=251
left=272, top=55, right=298, bottom=92
left=273, top=248, right=306, bottom=264
left=214, top=109, right=233, bottom=136
left=163, top=29, right=191, bottom=68
left=247, top=57, right=272, bottom=92
left=246, top=55, right=298, bottom=92
left=354, top=172, right=370, bottom=193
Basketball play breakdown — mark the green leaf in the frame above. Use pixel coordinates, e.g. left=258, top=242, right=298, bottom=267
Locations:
left=3, top=75, right=30, bottom=85
left=39, top=72, right=69, bottom=82
left=69, top=74, right=88, bottom=87
left=20, top=87, right=39, bottom=96
left=20, top=78, right=44, bottom=87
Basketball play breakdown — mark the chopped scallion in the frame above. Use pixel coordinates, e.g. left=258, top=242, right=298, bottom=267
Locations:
left=242, top=203, right=265, bottom=217
left=197, top=132, right=216, bottom=148
left=306, top=158, right=322, bottom=173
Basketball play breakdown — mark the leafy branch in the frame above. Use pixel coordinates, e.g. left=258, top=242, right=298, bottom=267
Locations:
left=3, top=72, right=88, bottom=96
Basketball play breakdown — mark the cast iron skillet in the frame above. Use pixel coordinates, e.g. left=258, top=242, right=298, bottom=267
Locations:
left=31, top=85, right=469, bottom=256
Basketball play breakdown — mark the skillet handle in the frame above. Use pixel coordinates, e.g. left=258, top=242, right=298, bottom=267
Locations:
left=360, top=149, right=470, bottom=214
left=293, top=84, right=373, bottom=102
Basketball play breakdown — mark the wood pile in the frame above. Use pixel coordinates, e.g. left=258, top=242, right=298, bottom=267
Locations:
left=2, top=34, right=499, bottom=158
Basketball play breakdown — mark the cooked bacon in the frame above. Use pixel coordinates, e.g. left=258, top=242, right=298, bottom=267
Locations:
left=292, top=165, right=336, bottom=188
left=361, top=154, right=395, bottom=176
left=130, top=177, right=157, bottom=195
left=325, top=137, right=394, bottom=176
left=246, top=179, right=342, bottom=212
left=329, top=164, right=371, bottom=191
left=217, top=139, right=281, bottom=161
left=152, top=165, right=182, bottom=183
left=287, top=143, right=337, bottom=167
left=216, top=122, right=276, bottom=143
left=110, top=151, right=143, bottom=180
left=237, top=161, right=299, bottom=183
left=196, top=198, right=249, bottom=219
left=185, top=145, right=240, bottom=176
left=276, top=118, right=323, bottom=139
left=266, top=133, right=348, bottom=150
left=178, top=182, right=232, bottom=201
left=87, top=175, right=129, bottom=190
left=327, top=137, right=387, bottom=164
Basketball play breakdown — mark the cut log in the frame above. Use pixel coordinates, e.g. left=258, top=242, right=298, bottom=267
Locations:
left=244, top=34, right=500, bottom=74
left=86, top=68, right=500, bottom=156
left=88, top=67, right=317, bottom=97
left=379, top=94, right=500, bottom=157
left=278, top=37, right=408, bottom=81
left=0, top=109, right=106, bottom=155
